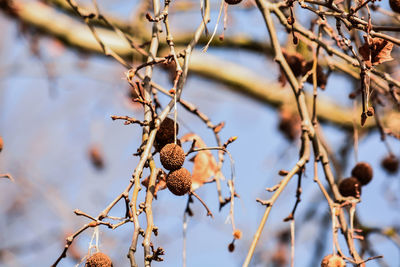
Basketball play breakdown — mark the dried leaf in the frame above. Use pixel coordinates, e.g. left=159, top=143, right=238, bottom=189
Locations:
left=88, top=145, right=104, bottom=170
left=359, top=37, right=394, bottom=66
left=181, top=133, right=222, bottom=190
left=141, top=170, right=167, bottom=198
left=279, top=49, right=306, bottom=87
left=279, top=49, right=327, bottom=89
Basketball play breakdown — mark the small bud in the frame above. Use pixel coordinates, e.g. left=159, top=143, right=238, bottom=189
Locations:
left=233, top=229, right=242, bottom=240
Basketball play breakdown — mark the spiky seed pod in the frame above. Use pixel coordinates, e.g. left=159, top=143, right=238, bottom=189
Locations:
left=166, top=167, right=192, bottom=196
left=225, top=0, right=242, bottom=5
left=381, top=154, right=399, bottom=174
left=155, top=117, right=179, bottom=146
left=351, top=162, right=373, bottom=185
left=390, top=0, right=400, bottom=13
left=160, top=143, right=185, bottom=171
left=85, top=252, right=113, bottom=267
left=339, top=177, right=362, bottom=198
left=321, top=254, right=346, bottom=267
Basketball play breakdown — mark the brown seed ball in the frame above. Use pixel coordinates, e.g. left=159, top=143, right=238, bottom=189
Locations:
left=339, top=177, right=362, bottom=198
left=351, top=162, right=373, bottom=185
left=166, top=167, right=192, bottom=196
left=155, top=138, right=181, bottom=153
left=381, top=154, right=399, bottom=174
left=160, top=143, right=185, bottom=171
left=228, top=242, right=235, bottom=252
left=225, top=0, right=242, bottom=4
left=85, top=252, right=113, bottom=267
left=321, top=254, right=346, bottom=267
left=156, top=117, right=179, bottom=145
left=390, top=0, right=400, bottom=13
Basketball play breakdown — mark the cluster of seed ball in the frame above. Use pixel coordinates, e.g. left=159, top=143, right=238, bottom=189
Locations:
left=157, top=118, right=192, bottom=196
left=338, top=162, right=373, bottom=198
left=85, top=252, right=113, bottom=267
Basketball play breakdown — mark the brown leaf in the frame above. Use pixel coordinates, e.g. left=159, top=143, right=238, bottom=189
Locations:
left=88, top=145, right=105, bottom=170
left=279, top=49, right=327, bottom=89
left=279, top=49, right=306, bottom=87
left=141, top=170, right=167, bottom=198
left=181, top=133, right=221, bottom=190
left=359, top=37, right=394, bottom=66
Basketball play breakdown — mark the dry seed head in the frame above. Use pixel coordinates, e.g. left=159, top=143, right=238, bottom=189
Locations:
left=339, top=177, right=361, bottom=198
left=166, top=167, right=192, bottom=196
left=351, top=162, right=373, bottom=185
left=321, top=254, right=346, bottom=267
left=160, top=143, right=185, bottom=171
left=381, top=154, right=399, bottom=174
left=225, top=0, right=242, bottom=5
left=85, top=252, right=113, bottom=267
left=390, top=0, right=400, bottom=13
left=156, top=117, right=179, bottom=145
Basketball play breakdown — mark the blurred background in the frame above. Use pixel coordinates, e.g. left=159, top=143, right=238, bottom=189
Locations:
left=0, top=0, right=399, bottom=266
